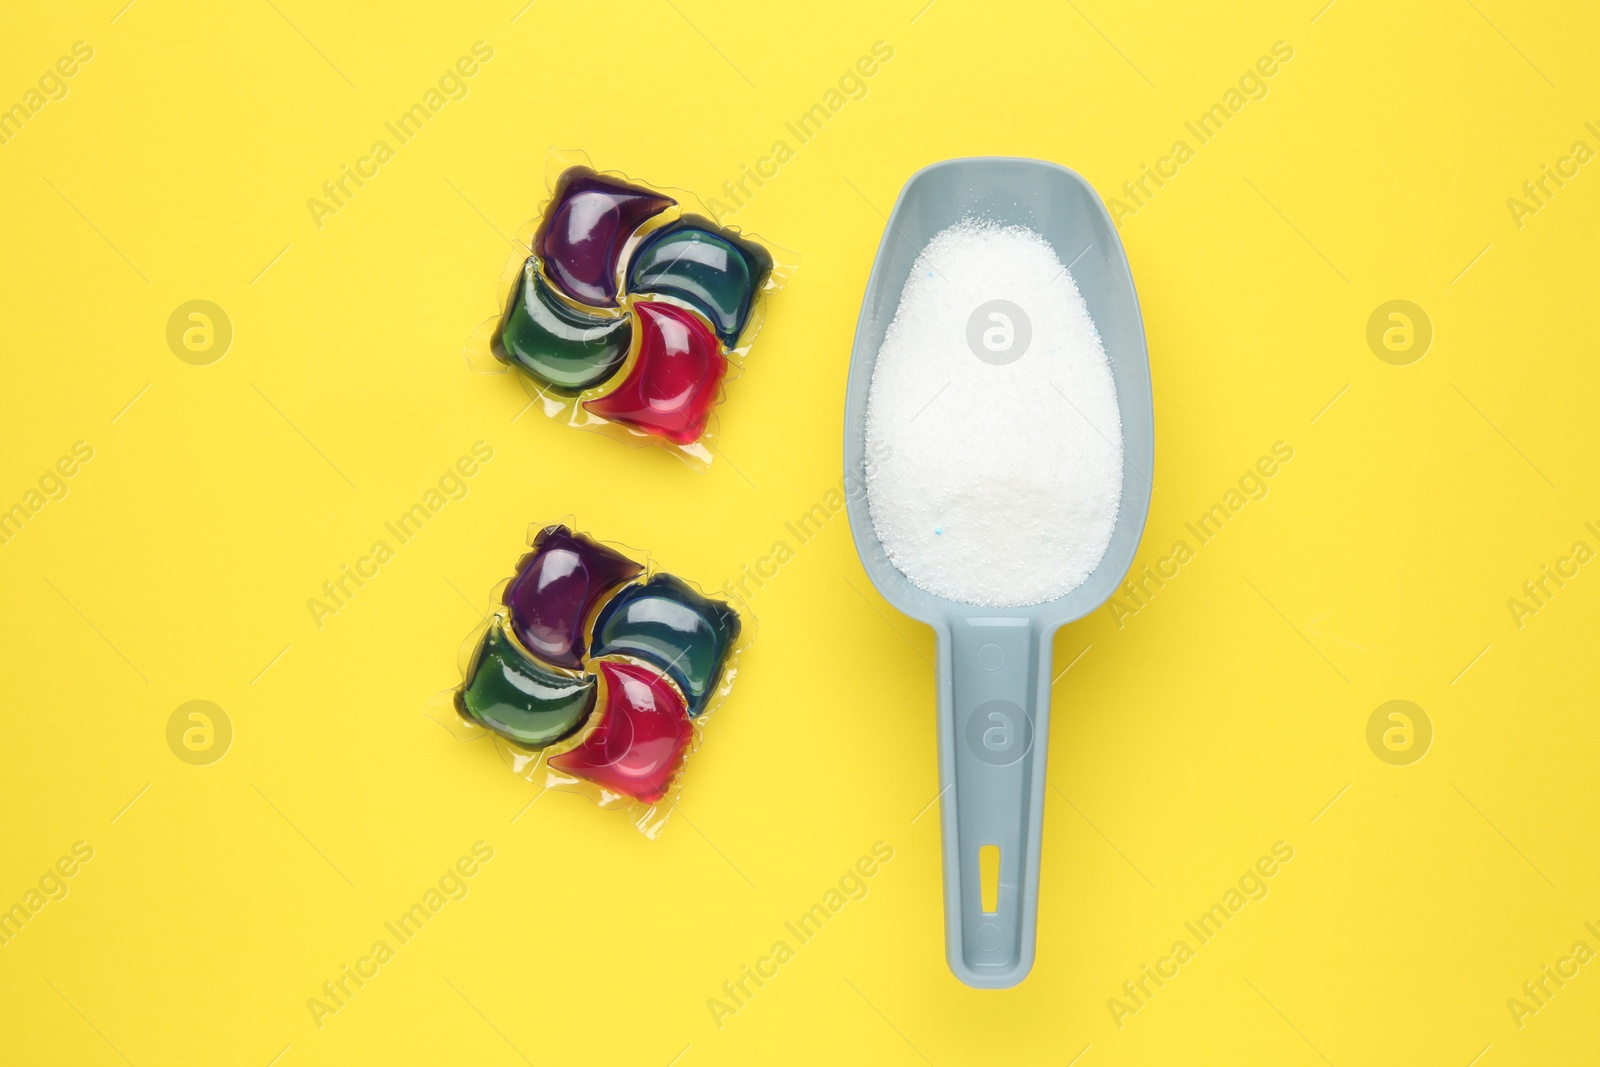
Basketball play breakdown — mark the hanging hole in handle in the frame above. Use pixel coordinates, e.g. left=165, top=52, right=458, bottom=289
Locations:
left=979, top=844, right=1000, bottom=914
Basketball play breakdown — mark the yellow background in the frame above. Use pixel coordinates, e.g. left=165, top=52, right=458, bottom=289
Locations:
left=3, top=0, right=1598, bottom=1063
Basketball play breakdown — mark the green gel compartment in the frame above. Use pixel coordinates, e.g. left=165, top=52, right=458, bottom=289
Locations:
left=591, top=573, right=741, bottom=717
left=499, top=257, right=632, bottom=394
left=457, top=619, right=597, bottom=749
left=624, top=215, right=774, bottom=348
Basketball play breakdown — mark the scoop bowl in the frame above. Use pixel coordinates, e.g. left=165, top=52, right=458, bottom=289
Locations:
left=842, top=157, right=1154, bottom=988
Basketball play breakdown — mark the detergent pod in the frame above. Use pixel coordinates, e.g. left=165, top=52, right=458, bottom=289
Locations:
left=464, top=149, right=796, bottom=467
left=437, top=521, right=749, bottom=837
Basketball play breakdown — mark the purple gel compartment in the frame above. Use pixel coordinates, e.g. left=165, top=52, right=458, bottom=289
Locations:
left=503, top=525, right=643, bottom=670
left=535, top=168, right=675, bottom=307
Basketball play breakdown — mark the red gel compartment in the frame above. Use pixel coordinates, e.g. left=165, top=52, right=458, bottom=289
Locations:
left=535, top=167, right=674, bottom=307
left=583, top=300, right=726, bottom=445
left=548, top=659, right=692, bottom=803
left=503, top=525, right=643, bottom=670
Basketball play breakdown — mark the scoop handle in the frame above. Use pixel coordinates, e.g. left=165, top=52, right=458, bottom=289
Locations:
left=936, top=617, right=1051, bottom=988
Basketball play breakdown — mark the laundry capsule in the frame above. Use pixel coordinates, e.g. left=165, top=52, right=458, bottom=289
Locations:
left=469, top=152, right=792, bottom=459
left=451, top=520, right=748, bottom=835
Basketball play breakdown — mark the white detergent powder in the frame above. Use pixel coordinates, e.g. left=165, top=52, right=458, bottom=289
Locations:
left=863, top=220, right=1124, bottom=608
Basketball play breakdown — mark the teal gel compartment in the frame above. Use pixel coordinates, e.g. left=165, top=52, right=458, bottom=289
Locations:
left=457, top=619, right=597, bottom=749
left=499, top=257, right=632, bottom=393
left=590, top=574, right=741, bottom=717
left=624, top=215, right=773, bottom=347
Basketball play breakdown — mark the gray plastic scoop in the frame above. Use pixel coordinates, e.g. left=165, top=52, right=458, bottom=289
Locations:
left=842, top=157, right=1153, bottom=988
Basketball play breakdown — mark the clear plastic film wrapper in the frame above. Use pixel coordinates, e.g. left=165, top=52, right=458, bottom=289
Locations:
left=465, top=149, right=796, bottom=467
left=428, top=520, right=750, bottom=837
